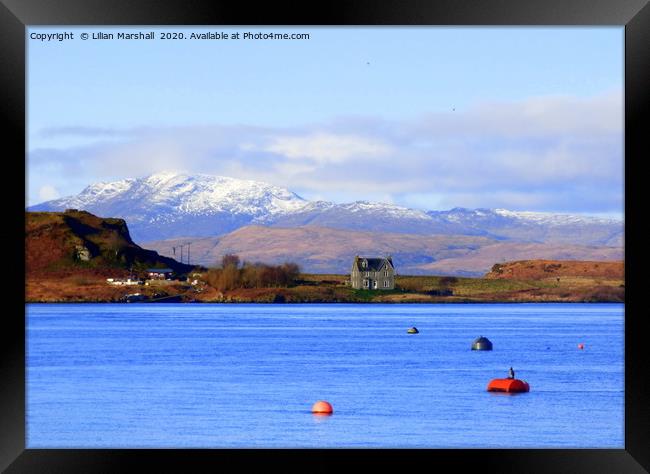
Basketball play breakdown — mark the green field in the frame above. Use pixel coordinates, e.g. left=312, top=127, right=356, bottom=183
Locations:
left=293, top=273, right=624, bottom=303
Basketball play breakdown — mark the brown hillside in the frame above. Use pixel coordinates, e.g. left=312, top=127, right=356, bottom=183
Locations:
left=26, top=210, right=193, bottom=277
left=484, top=259, right=624, bottom=280
left=417, top=242, right=623, bottom=276
left=143, top=225, right=496, bottom=273
left=142, top=225, right=623, bottom=276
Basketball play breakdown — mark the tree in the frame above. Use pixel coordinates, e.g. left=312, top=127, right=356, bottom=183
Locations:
left=281, top=262, right=300, bottom=283
left=221, top=254, right=240, bottom=269
left=204, top=259, right=301, bottom=291
left=219, top=264, right=240, bottom=291
left=439, top=276, right=458, bottom=287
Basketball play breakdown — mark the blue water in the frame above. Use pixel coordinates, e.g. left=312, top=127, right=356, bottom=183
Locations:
left=26, top=303, right=624, bottom=448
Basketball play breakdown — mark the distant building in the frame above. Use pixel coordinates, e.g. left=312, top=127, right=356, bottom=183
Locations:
left=147, top=268, right=174, bottom=280
left=106, top=278, right=142, bottom=286
left=350, top=256, right=395, bottom=290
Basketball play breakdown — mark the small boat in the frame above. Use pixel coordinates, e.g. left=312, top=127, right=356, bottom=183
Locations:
left=487, top=378, right=530, bottom=393
left=407, top=327, right=419, bottom=334
left=123, top=293, right=146, bottom=303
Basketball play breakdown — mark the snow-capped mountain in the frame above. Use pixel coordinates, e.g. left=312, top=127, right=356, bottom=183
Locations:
left=28, top=172, right=624, bottom=246
left=268, top=203, right=622, bottom=246
left=59, top=172, right=307, bottom=215
left=29, top=172, right=309, bottom=241
left=424, top=208, right=623, bottom=246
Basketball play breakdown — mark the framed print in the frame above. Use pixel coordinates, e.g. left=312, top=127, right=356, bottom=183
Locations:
left=3, top=0, right=649, bottom=471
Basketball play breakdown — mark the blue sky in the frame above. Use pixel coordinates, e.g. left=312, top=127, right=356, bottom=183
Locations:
left=27, top=26, right=624, bottom=217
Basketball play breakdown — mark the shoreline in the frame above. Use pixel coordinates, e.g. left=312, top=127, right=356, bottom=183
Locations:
left=25, top=299, right=625, bottom=304
left=26, top=268, right=624, bottom=305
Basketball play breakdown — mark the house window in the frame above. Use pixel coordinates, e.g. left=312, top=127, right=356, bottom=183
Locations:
left=373, top=281, right=378, bottom=289
left=364, top=280, right=369, bottom=288
left=384, top=271, right=389, bottom=277
left=365, top=271, right=369, bottom=277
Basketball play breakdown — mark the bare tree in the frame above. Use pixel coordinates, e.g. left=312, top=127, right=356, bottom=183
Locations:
left=221, top=254, right=240, bottom=269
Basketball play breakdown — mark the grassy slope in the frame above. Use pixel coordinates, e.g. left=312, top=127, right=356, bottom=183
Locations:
left=485, top=259, right=624, bottom=280
left=26, top=210, right=194, bottom=276
left=26, top=210, right=198, bottom=302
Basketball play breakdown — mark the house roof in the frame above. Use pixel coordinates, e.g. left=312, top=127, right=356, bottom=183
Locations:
left=147, top=268, right=174, bottom=273
left=352, top=256, right=394, bottom=272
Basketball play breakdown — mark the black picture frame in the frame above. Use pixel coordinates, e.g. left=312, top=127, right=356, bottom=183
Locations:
left=3, top=0, right=648, bottom=471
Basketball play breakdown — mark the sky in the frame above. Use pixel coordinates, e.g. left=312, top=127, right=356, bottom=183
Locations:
left=26, top=26, right=624, bottom=218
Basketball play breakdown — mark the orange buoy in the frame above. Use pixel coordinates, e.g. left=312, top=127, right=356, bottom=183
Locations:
left=487, top=378, right=530, bottom=393
left=578, top=343, right=585, bottom=350
left=311, top=400, right=333, bottom=415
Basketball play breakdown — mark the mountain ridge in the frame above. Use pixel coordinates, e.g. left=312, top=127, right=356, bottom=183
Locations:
left=29, top=172, right=624, bottom=246
left=142, top=224, right=623, bottom=277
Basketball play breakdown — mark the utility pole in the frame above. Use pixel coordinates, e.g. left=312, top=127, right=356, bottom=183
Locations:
left=187, top=242, right=191, bottom=266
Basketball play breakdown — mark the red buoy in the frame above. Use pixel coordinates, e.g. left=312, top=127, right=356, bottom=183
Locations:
left=578, top=343, right=585, bottom=350
left=311, top=400, right=333, bottom=414
left=487, top=378, right=530, bottom=393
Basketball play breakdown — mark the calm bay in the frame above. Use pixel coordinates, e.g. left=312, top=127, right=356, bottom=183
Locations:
left=26, top=303, right=624, bottom=448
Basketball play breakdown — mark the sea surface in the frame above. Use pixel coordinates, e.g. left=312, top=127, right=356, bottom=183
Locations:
left=26, top=303, right=624, bottom=448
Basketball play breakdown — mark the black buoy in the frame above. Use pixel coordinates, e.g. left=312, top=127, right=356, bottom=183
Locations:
left=471, top=336, right=493, bottom=351
left=407, top=327, right=419, bottom=334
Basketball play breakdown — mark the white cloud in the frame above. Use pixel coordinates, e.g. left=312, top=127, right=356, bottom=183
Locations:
left=262, top=133, right=393, bottom=163
left=38, top=185, right=60, bottom=201
left=27, top=91, right=623, bottom=215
